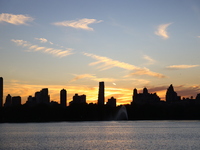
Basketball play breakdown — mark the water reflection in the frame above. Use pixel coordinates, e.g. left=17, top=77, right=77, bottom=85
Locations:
left=0, top=121, right=200, bottom=150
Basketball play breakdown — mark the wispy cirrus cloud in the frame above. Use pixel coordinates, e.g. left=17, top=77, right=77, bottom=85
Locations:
left=126, top=67, right=165, bottom=78
left=197, top=36, right=200, bottom=38
left=166, top=65, right=199, bottom=70
left=70, top=74, right=116, bottom=82
left=35, top=37, right=53, bottom=44
left=11, top=39, right=73, bottom=57
left=143, top=55, right=156, bottom=65
left=70, top=73, right=150, bottom=86
left=53, top=18, right=103, bottom=31
left=70, top=74, right=95, bottom=82
left=83, top=52, right=139, bottom=70
left=155, top=23, right=172, bottom=39
left=0, top=13, right=34, bottom=25
left=35, top=38, right=48, bottom=43
left=83, top=52, right=166, bottom=78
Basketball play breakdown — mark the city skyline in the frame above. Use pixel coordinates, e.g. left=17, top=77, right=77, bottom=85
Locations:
left=2, top=78, right=200, bottom=107
left=1, top=0, right=200, bottom=105
left=1, top=79, right=200, bottom=122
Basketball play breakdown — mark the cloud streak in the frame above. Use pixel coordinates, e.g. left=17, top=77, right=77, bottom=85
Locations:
left=35, top=38, right=48, bottom=43
left=0, top=13, right=34, bottom=25
left=11, top=39, right=73, bottom=57
left=143, top=55, right=156, bottom=65
left=70, top=74, right=116, bottom=82
left=155, top=23, right=172, bottom=39
left=35, top=37, right=54, bottom=45
left=166, top=65, right=199, bottom=70
left=126, top=68, right=165, bottom=78
left=53, top=18, right=103, bottom=31
left=83, top=52, right=166, bottom=78
left=70, top=73, right=151, bottom=86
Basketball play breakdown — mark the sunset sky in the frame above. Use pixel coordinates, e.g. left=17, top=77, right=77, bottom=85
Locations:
left=1, top=0, right=200, bottom=105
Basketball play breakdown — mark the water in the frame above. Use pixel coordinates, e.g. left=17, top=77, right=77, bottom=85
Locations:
left=0, top=121, right=200, bottom=150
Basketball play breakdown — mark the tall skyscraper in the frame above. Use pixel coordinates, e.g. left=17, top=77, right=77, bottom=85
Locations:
left=60, top=89, right=67, bottom=107
left=98, top=82, right=105, bottom=105
left=0, top=77, right=3, bottom=107
left=132, top=88, right=138, bottom=103
left=166, top=84, right=180, bottom=102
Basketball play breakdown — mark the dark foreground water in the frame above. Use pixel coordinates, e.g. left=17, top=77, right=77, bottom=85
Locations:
left=0, top=121, right=200, bottom=150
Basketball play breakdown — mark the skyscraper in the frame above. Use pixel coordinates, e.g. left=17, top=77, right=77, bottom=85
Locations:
left=106, top=97, right=116, bottom=107
left=98, top=82, right=105, bottom=105
left=40, top=88, right=50, bottom=104
left=60, top=89, right=67, bottom=107
left=132, top=87, right=160, bottom=104
left=132, top=88, right=138, bottom=103
left=12, top=96, right=21, bottom=106
left=0, top=77, right=3, bottom=107
left=4, top=94, right=12, bottom=107
left=166, top=84, right=180, bottom=102
left=70, top=93, right=86, bottom=105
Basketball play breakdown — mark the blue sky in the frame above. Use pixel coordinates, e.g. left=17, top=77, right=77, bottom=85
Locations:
left=0, top=0, right=200, bottom=105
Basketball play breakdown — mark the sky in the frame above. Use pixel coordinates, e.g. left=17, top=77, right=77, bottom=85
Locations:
left=0, top=0, right=200, bottom=105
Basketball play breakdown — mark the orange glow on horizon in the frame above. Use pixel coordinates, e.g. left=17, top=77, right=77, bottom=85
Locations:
left=3, top=80, right=200, bottom=106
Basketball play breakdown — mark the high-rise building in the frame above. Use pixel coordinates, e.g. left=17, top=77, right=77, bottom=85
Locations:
left=166, top=84, right=180, bottom=102
left=196, top=93, right=200, bottom=101
left=12, top=96, right=21, bottom=106
left=35, top=91, right=41, bottom=104
left=132, top=87, right=160, bottom=104
left=26, top=95, right=36, bottom=106
left=106, top=97, right=116, bottom=107
left=40, top=88, right=50, bottom=104
left=4, top=94, right=12, bottom=107
left=98, top=82, right=105, bottom=105
left=0, top=77, right=3, bottom=107
left=70, top=93, right=86, bottom=105
left=60, top=89, right=67, bottom=107
left=132, top=88, right=138, bottom=103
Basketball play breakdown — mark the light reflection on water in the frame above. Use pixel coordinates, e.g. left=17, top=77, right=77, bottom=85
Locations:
left=0, top=121, right=200, bottom=150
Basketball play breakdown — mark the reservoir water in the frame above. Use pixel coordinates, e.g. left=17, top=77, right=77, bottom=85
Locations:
left=0, top=121, right=200, bottom=150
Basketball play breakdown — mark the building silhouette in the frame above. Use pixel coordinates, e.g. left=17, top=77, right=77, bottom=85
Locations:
left=35, top=91, right=41, bottom=104
left=4, top=94, right=12, bottom=107
left=23, top=88, right=51, bottom=105
left=60, top=89, right=67, bottom=107
left=25, top=95, right=37, bottom=106
left=196, top=93, right=200, bottom=101
left=132, top=87, right=160, bottom=104
left=12, top=96, right=21, bottom=106
left=98, top=82, right=105, bottom=105
left=40, top=88, right=50, bottom=104
left=106, top=97, right=116, bottom=107
left=0, top=77, right=3, bottom=107
left=132, top=88, right=138, bottom=104
left=70, top=93, right=86, bottom=105
left=166, top=84, right=180, bottom=102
